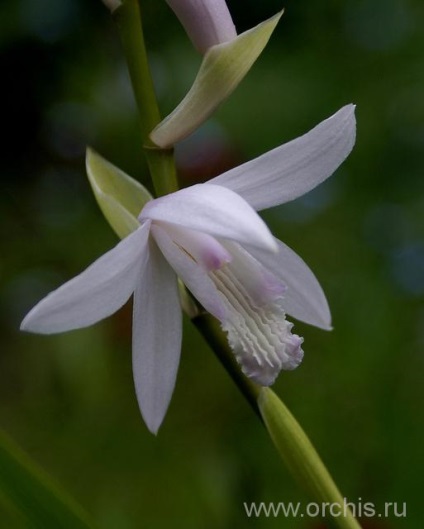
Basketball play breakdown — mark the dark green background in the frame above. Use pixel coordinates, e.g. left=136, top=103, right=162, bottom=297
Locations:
left=1, top=0, right=423, bottom=527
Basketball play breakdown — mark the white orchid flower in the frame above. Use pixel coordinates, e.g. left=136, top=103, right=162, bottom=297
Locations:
left=152, top=1, right=283, bottom=148
left=21, top=105, right=356, bottom=433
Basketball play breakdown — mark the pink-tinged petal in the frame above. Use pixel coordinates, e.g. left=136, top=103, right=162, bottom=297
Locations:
left=132, top=238, right=182, bottom=435
left=140, top=184, right=277, bottom=252
left=211, top=105, right=356, bottom=211
left=20, top=223, right=151, bottom=334
left=220, top=240, right=287, bottom=305
left=157, top=222, right=232, bottom=271
left=166, top=0, right=236, bottom=54
left=151, top=224, right=226, bottom=321
left=249, top=238, right=332, bottom=330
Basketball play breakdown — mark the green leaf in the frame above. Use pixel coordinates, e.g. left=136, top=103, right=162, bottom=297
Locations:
left=0, top=430, right=97, bottom=529
left=150, top=11, right=283, bottom=148
left=86, top=147, right=153, bottom=239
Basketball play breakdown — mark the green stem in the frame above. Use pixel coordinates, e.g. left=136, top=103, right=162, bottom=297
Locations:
left=113, top=0, right=178, bottom=197
left=193, top=313, right=262, bottom=419
left=193, top=313, right=361, bottom=529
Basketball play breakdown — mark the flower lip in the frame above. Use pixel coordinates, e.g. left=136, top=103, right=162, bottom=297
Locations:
left=209, top=244, right=305, bottom=386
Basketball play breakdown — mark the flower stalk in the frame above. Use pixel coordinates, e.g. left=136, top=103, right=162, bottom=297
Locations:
left=193, top=313, right=262, bottom=418
left=113, top=0, right=178, bottom=197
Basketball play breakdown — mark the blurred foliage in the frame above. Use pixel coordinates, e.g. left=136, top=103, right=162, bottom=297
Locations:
left=0, top=430, right=97, bottom=529
left=1, top=0, right=423, bottom=528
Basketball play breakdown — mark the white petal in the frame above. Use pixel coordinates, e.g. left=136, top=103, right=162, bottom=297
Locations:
left=132, top=238, right=182, bottom=434
left=166, top=0, right=236, bottom=54
left=210, top=105, right=356, bottom=211
left=20, top=223, right=151, bottom=334
left=140, top=184, right=277, bottom=252
left=151, top=224, right=226, bottom=321
left=249, top=238, right=332, bottom=330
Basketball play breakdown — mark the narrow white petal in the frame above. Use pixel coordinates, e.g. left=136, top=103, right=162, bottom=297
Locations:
left=250, top=238, right=332, bottom=330
left=151, top=224, right=226, bottom=321
left=132, top=239, right=182, bottom=435
left=210, top=105, right=356, bottom=211
left=21, top=223, right=151, bottom=334
left=140, top=184, right=277, bottom=252
left=166, top=0, right=236, bottom=54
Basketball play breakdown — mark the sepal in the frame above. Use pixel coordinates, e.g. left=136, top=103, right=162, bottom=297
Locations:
left=86, top=148, right=153, bottom=239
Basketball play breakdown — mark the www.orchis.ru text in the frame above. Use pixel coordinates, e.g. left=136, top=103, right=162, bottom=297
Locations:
left=243, top=498, right=407, bottom=519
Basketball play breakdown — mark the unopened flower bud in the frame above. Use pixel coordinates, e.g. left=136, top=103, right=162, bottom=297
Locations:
left=102, top=0, right=122, bottom=13
left=166, top=0, right=237, bottom=54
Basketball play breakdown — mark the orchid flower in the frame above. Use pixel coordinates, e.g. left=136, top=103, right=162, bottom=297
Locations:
left=21, top=105, right=356, bottom=433
left=151, top=1, right=283, bottom=148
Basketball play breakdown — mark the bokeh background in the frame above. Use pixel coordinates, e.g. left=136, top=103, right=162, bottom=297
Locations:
left=1, top=0, right=423, bottom=527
